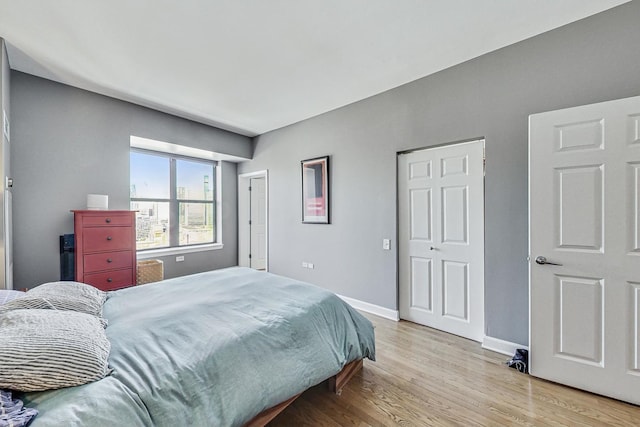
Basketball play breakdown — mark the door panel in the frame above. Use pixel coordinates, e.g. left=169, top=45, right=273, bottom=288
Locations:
left=632, top=282, right=640, bottom=372
left=529, top=95, right=640, bottom=405
left=441, top=155, right=467, bottom=177
left=442, top=260, right=468, bottom=320
left=628, top=114, right=640, bottom=144
left=249, top=176, right=267, bottom=270
left=441, top=186, right=468, bottom=244
left=630, top=163, right=640, bottom=253
left=555, top=119, right=604, bottom=152
left=410, top=189, right=431, bottom=241
left=399, top=140, right=484, bottom=342
left=409, top=160, right=432, bottom=179
left=410, top=257, right=432, bottom=312
left=555, top=165, right=603, bottom=251
left=556, top=275, right=603, bottom=364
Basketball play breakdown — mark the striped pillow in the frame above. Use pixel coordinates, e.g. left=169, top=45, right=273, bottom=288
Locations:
left=0, top=309, right=111, bottom=392
left=0, top=281, right=106, bottom=317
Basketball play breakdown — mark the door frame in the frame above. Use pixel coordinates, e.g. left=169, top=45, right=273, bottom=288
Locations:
left=238, top=170, right=269, bottom=271
left=397, top=138, right=486, bottom=341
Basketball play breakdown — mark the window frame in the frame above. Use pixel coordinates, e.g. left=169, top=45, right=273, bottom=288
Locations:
left=130, top=148, right=221, bottom=255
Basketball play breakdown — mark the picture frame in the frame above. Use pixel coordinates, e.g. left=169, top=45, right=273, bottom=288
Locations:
left=301, top=156, right=330, bottom=224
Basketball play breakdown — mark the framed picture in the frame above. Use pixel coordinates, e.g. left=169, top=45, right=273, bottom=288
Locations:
left=301, top=156, right=330, bottom=224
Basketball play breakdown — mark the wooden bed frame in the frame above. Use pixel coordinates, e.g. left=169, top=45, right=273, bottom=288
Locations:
left=244, top=359, right=364, bottom=427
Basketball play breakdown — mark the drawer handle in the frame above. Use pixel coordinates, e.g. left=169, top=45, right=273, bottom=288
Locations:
left=106, top=236, right=112, bottom=241
left=105, top=218, right=111, bottom=223
left=107, top=258, right=113, bottom=263
left=107, top=278, right=113, bottom=283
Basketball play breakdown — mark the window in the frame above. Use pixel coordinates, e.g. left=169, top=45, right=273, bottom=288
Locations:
left=130, top=149, right=216, bottom=250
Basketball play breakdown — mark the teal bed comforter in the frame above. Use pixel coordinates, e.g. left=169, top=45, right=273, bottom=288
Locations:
left=21, top=267, right=375, bottom=426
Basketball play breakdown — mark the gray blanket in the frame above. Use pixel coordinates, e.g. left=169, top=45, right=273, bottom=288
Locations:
left=22, top=267, right=375, bottom=426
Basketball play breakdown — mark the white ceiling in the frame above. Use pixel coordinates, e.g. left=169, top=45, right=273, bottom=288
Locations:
left=0, top=1, right=629, bottom=137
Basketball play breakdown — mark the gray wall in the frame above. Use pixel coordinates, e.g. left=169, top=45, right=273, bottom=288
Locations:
left=11, top=72, right=251, bottom=289
left=238, top=1, right=640, bottom=345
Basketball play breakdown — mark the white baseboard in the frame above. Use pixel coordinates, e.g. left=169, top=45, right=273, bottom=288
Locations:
left=337, top=294, right=399, bottom=321
left=482, top=336, right=528, bottom=356
left=338, top=297, right=525, bottom=355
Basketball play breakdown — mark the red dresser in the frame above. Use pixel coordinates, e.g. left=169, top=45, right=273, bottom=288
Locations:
left=72, top=210, right=137, bottom=291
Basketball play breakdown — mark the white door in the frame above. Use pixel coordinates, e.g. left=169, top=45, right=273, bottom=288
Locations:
left=238, top=171, right=268, bottom=271
left=529, top=95, right=640, bottom=405
left=399, top=140, right=485, bottom=342
left=249, top=176, right=266, bottom=270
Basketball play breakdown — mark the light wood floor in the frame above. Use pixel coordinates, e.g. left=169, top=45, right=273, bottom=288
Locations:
left=270, top=313, right=640, bottom=426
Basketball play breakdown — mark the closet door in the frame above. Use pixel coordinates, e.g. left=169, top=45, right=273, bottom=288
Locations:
left=399, top=140, right=485, bottom=342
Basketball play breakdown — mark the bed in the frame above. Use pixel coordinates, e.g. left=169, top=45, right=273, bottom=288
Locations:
left=15, top=267, right=375, bottom=426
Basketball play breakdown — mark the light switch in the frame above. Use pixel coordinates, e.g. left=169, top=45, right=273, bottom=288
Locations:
left=383, top=239, right=391, bottom=250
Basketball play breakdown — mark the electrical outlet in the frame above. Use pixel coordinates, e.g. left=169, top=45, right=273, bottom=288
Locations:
left=176, top=255, right=185, bottom=262
left=302, top=262, right=308, bottom=268
left=383, top=239, right=391, bottom=250
left=308, top=263, right=314, bottom=269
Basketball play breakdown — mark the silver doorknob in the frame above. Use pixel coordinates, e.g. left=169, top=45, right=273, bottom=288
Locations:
left=535, top=256, right=562, bottom=266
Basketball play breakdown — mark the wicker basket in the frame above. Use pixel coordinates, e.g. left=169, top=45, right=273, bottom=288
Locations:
left=137, top=259, right=164, bottom=285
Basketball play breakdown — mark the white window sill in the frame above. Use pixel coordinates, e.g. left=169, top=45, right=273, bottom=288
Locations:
left=137, top=243, right=224, bottom=259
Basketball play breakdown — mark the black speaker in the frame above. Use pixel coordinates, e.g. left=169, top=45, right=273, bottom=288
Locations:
left=60, top=234, right=75, bottom=281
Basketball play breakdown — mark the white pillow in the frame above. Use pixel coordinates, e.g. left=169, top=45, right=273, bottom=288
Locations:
left=0, top=281, right=106, bottom=317
left=0, top=289, right=24, bottom=305
left=0, top=309, right=111, bottom=392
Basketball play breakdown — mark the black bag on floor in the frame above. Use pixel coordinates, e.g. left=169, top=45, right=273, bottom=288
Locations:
left=507, top=348, right=528, bottom=373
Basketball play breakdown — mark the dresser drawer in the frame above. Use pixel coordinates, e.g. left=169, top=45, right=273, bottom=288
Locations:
left=83, top=250, right=133, bottom=273
left=83, top=269, right=135, bottom=291
left=81, top=214, right=133, bottom=227
left=83, top=227, right=133, bottom=252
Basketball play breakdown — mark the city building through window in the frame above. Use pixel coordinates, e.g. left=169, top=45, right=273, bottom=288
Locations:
left=130, top=149, right=216, bottom=250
